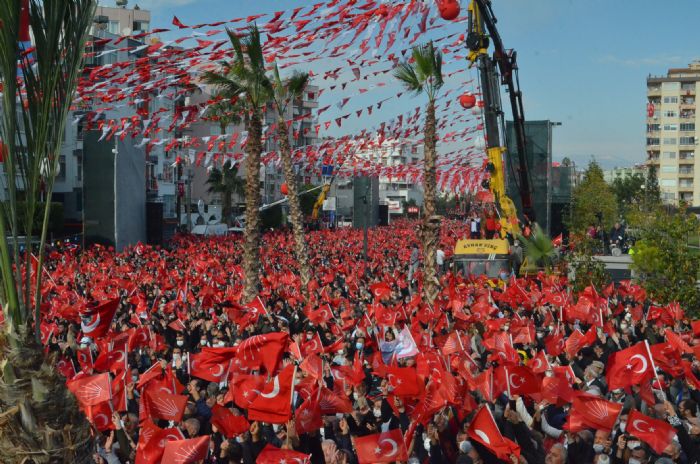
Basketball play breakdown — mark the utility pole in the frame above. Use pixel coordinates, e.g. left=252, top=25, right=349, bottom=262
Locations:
left=176, top=162, right=183, bottom=232
left=362, top=180, right=370, bottom=261
left=186, top=167, right=193, bottom=232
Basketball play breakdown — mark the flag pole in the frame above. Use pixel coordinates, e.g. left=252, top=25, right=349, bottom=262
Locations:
left=644, top=339, right=666, bottom=401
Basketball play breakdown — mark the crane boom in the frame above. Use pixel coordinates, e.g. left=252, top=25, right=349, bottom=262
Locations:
left=467, top=0, right=535, bottom=223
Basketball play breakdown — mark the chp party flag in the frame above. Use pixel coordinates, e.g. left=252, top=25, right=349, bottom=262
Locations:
left=66, top=372, right=111, bottom=407
left=568, top=395, right=622, bottom=432
left=627, top=409, right=676, bottom=455
left=160, top=435, right=209, bottom=464
left=605, top=341, right=654, bottom=391
left=355, top=428, right=408, bottom=464
left=210, top=404, right=249, bottom=438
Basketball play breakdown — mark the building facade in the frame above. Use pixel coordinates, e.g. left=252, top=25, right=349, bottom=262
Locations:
left=646, top=61, right=699, bottom=205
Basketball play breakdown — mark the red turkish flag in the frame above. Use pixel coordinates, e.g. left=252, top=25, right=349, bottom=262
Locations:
left=650, top=342, right=683, bottom=376
left=161, top=435, right=209, bottom=464
left=370, top=282, right=392, bottom=300
left=467, top=406, right=520, bottom=461
left=570, top=394, right=622, bottom=432
left=128, top=326, right=151, bottom=351
left=386, top=366, right=423, bottom=397
left=541, top=375, right=575, bottom=406
left=319, top=387, right=353, bottom=414
left=55, top=356, right=76, bottom=380
left=143, top=388, right=187, bottom=422
left=529, top=350, right=550, bottom=374
left=355, top=429, right=408, bottom=464
left=210, top=404, right=249, bottom=438
left=665, top=328, right=693, bottom=354
left=544, top=331, right=565, bottom=357
left=80, top=298, right=120, bottom=338
left=76, top=347, right=93, bottom=373
left=257, top=444, right=311, bottom=464
left=300, top=332, right=324, bottom=357
left=227, top=373, right=266, bottom=409
left=188, top=351, right=229, bottom=383
left=295, top=391, right=323, bottom=434
left=85, top=402, right=116, bottom=432
left=505, top=366, right=541, bottom=396
left=246, top=364, right=295, bottom=424
left=605, top=341, right=654, bottom=391
left=67, top=372, right=111, bottom=407
left=135, top=425, right=185, bottom=464
left=93, top=345, right=127, bottom=374
left=234, top=331, right=289, bottom=375
left=627, top=409, right=677, bottom=454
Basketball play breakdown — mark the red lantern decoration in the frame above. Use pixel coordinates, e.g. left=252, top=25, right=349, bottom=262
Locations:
left=459, top=93, right=477, bottom=109
left=647, top=102, right=655, bottom=118
left=437, top=0, right=460, bottom=21
left=280, top=183, right=288, bottom=196
left=477, top=100, right=485, bottom=108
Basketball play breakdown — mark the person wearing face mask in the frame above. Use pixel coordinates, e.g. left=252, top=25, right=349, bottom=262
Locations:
left=663, top=400, right=700, bottom=464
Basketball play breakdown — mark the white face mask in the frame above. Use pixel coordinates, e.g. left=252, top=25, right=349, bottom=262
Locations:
left=424, top=438, right=432, bottom=451
left=353, top=392, right=359, bottom=400
left=620, top=323, right=629, bottom=331
left=373, top=408, right=382, bottom=418
left=592, top=443, right=605, bottom=453
left=200, top=340, right=207, bottom=346
left=176, top=340, right=184, bottom=347
left=627, top=441, right=640, bottom=450
left=619, top=421, right=626, bottom=433
left=459, top=441, right=470, bottom=453
left=628, top=459, right=641, bottom=464
left=214, top=342, right=225, bottom=348
left=337, top=349, right=344, bottom=355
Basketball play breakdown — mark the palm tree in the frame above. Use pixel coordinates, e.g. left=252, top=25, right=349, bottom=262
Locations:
left=270, top=65, right=312, bottom=295
left=206, top=161, right=245, bottom=225
left=0, top=1, right=97, bottom=462
left=394, top=42, right=444, bottom=306
left=203, top=25, right=273, bottom=303
left=520, top=224, right=558, bottom=273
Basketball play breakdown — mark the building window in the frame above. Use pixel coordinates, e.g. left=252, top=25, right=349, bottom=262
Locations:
left=75, top=151, right=82, bottom=181
left=663, top=151, right=676, bottom=159
left=661, top=179, right=677, bottom=187
left=662, top=192, right=676, bottom=201
left=680, top=123, right=696, bottom=131
left=679, top=166, right=694, bottom=174
left=663, top=124, right=677, bottom=131
left=663, top=138, right=677, bottom=145
left=133, top=21, right=149, bottom=32
left=680, top=136, right=695, bottom=145
left=663, top=96, right=679, bottom=104
left=661, top=166, right=675, bottom=173
left=57, top=155, right=66, bottom=181
left=647, top=138, right=660, bottom=146
left=646, top=124, right=660, bottom=132
left=108, top=20, right=120, bottom=35
left=664, top=111, right=677, bottom=117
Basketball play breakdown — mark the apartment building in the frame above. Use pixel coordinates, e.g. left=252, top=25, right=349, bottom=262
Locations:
left=646, top=61, right=699, bottom=205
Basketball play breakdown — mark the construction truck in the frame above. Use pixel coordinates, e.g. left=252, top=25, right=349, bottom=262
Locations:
left=452, top=0, right=535, bottom=278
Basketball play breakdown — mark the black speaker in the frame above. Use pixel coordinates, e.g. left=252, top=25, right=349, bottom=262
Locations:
left=146, top=202, right=163, bottom=246
left=378, top=204, right=389, bottom=226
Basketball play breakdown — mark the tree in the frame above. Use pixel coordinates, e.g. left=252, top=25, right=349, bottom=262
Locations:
left=203, top=25, right=273, bottom=303
left=643, top=165, right=661, bottom=211
left=0, top=1, right=97, bottom=462
left=567, top=237, right=610, bottom=293
left=568, top=160, right=617, bottom=234
left=611, top=172, right=645, bottom=216
left=630, top=206, right=700, bottom=312
left=206, top=161, right=244, bottom=225
left=394, top=41, right=444, bottom=306
left=270, top=64, right=312, bottom=295
left=520, top=224, right=558, bottom=272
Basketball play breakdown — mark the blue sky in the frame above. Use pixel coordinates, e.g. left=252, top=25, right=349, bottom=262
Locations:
left=130, top=0, right=700, bottom=169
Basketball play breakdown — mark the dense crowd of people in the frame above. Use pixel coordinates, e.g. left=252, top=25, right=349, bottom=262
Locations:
left=37, top=220, right=700, bottom=464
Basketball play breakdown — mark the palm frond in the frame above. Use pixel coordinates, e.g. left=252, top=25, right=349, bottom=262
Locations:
left=393, top=62, right=422, bottom=93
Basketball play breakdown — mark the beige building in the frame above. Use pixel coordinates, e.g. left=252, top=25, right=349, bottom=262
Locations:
left=646, top=61, right=699, bottom=205
left=93, top=3, right=150, bottom=37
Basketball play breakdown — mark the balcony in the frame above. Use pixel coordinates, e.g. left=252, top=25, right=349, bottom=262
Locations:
left=647, top=87, right=662, bottom=97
